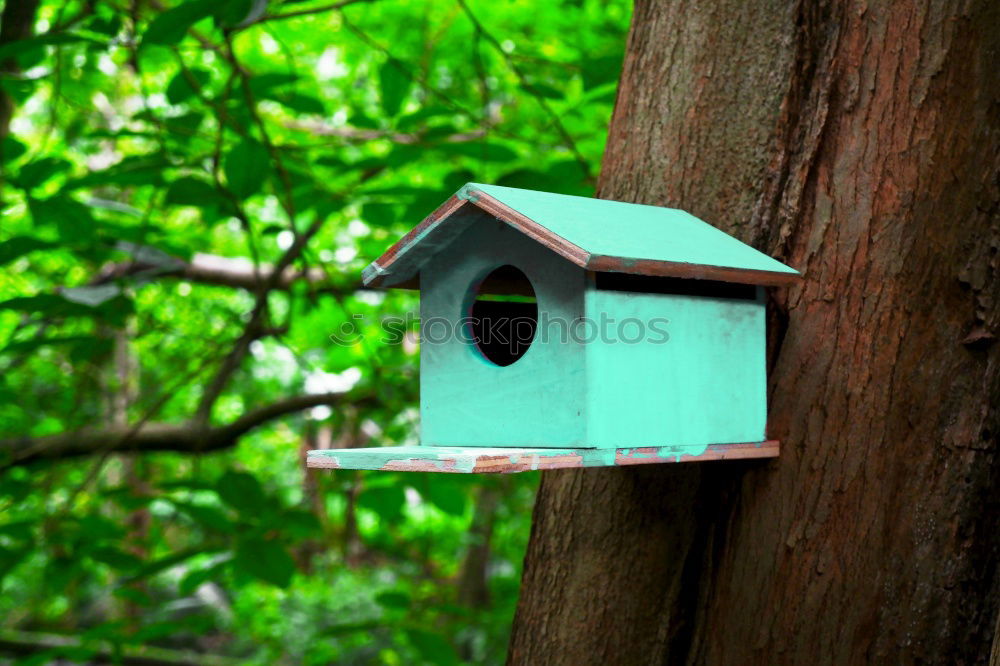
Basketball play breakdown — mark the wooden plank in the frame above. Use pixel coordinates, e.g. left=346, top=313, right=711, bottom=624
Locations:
left=306, top=441, right=779, bottom=474
left=584, top=288, right=767, bottom=449
left=585, top=254, right=801, bottom=287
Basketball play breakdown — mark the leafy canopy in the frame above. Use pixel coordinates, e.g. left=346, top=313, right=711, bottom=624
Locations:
left=0, top=0, right=629, bottom=662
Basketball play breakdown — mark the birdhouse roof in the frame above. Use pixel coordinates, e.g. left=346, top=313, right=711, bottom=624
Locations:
left=362, top=183, right=800, bottom=288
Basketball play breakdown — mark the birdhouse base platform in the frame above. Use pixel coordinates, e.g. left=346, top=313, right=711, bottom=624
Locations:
left=306, top=441, right=778, bottom=474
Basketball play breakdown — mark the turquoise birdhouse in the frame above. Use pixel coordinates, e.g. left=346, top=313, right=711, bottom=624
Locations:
left=307, top=183, right=799, bottom=474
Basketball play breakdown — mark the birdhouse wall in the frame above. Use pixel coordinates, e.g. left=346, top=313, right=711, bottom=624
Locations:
left=419, top=212, right=589, bottom=448
left=583, top=286, right=768, bottom=453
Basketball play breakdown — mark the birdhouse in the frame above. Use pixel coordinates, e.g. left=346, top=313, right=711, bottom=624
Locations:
left=307, top=183, right=799, bottom=473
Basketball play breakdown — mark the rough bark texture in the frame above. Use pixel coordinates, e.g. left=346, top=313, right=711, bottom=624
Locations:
left=509, top=1, right=1000, bottom=664
left=0, top=0, right=40, bottom=140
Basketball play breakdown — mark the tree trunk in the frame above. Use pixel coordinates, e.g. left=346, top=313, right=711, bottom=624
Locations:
left=509, top=0, right=1000, bottom=664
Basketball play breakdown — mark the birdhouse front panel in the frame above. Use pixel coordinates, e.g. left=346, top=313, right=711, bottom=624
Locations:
left=307, top=183, right=800, bottom=473
left=419, top=206, right=589, bottom=448
left=583, top=283, right=767, bottom=453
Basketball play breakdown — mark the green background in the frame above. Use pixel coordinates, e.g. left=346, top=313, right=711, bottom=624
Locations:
left=0, top=0, right=630, bottom=663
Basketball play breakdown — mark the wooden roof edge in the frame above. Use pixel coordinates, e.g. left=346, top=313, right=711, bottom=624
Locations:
left=362, top=186, right=591, bottom=287
left=361, top=193, right=468, bottom=287
left=462, top=186, right=591, bottom=268
left=585, top=254, right=802, bottom=287
left=361, top=183, right=802, bottom=289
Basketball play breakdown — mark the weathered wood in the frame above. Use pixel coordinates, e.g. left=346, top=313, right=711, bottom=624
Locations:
left=306, top=441, right=779, bottom=474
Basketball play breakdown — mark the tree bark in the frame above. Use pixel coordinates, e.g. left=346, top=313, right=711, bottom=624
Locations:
left=509, top=0, right=1000, bottom=664
left=0, top=0, right=40, bottom=140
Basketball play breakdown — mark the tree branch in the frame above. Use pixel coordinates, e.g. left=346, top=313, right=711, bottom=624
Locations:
left=1, top=391, right=369, bottom=465
left=286, top=120, right=488, bottom=145
left=96, top=252, right=364, bottom=294
left=0, top=628, right=238, bottom=666
left=258, top=0, right=376, bottom=24
left=455, top=0, right=594, bottom=183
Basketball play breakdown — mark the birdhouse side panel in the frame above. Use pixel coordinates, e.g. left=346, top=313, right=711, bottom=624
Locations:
left=419, top=218, right=589, bottom=448
left=584, top=289, right=767, bottom=452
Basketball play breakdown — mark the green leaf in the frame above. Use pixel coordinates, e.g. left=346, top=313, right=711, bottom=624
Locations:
left=44, top=555, right=79, bottom=593
left=2, top=335, right=91, bottom=355
left=163, top=111, right=205, bottom=136
left=216, top=470, right=267, bottom=515
left=114, top=586, right=153, bottom=606
left=165, top=176, right=221, bottom=207
left=0, top=33, right=100, bottom=63
left=375, top=590, right=411, bottom=610
left=15, top=157, right=71, bottom=189
left=166, top=68, right=211, bottom=104
left=435, top=141, right=518, bottom=162
left=179, top=559, right=228, bottom=596
left=86, top=14, right=123, bottom=37
left=69, top=336, right=114, bottom=363
left=279, top=509, right=322, bottom=539
left=214, top=0, right=267, bottom=29
left=379, top=62, right=410, bottom=117
left=272, top=92, right=325, bottom=115
left=523, top=81, right=563, bottom=99
left=0, top=546, right=31, bottom=586
left=0, top=472, right=31, bottom=503
left=89, top=546, right=143, bottom=572
left=396, top=105, right=453, bottom=131
left=406, top=629, right=459, bottom=665
left=496, top=161, right=591, bottom=195
left=419, top=479, right=467, bottom=516
left=77, top=515, right=127, bottom=541
left=224, top=138, right=269, bottom=199
left=357, top=485, right=406, bottom=522
left=233, top=537, right=295, bottom=588
left=248, top=72, right=299, bottom=97
left=349, top=111, right=380, bottom=129
left=125, top=547, right=218, bottom=583
left=0, top=294, right=95, bottom=318
left=143, top=0, right=216, bottom=46
left=362, top=203, right=395, bottom=227
left=0, top=236, right=56, bottom=267
left=67, top=154, right=169, bottom=189
left=582, top=54, right=623, bottom=90
left=172, top=500, right=234, bottom=533
left=0, top=520, right=33, bottom=543
left=1, top=136, right=26, bottom=162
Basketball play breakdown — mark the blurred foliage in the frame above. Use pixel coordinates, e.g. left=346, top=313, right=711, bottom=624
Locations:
left=0, top=0, right=629, bottom=662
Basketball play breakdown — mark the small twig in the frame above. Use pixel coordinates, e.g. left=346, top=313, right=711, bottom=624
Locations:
left=223, top=34, right=298, bottom=224
left=455, top=0, right=594, bottom=183
left=259, top=0, right=376, bottom=24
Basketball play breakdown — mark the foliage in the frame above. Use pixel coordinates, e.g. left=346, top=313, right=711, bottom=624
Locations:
left=0, top=0, right=629, bottom=662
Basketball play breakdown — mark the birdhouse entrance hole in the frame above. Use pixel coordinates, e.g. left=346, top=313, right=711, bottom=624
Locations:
left=468, top=264, right=537, bottom=367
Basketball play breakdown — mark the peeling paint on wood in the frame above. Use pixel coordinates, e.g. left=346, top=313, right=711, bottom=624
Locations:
left=306, top=441, right=779, bottom=474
